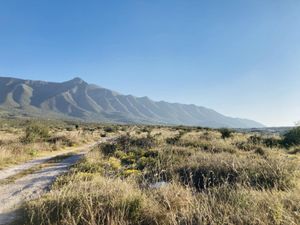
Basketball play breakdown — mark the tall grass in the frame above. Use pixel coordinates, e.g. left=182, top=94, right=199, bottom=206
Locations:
left=0, top=119, right=105, bottom=168
left=24, top=175, right=300, bottom=225
left=22, top=126, right=300, bottom=225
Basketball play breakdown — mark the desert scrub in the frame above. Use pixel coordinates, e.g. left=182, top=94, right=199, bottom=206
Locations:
left=72, top=151, right=105, bottom=174
left=219, top=128, right=233, bottom=139
left=21, top=122, right=50, bottom=144
left=96, top=135, right=158, bottom=172
left=193, top=184, right=300, bottom=225
left=176, top=152, right=297, bottom=190
left=168, top=130, right=237, bottom=153
left=98, top=135, right=155, bottom=157
left=95, top=132, right=297, bottom=190
left=115, top=135, right=156, bottom=150
left=282, top=126, right=300, bottom=147
left=0, top=118, right=105, bottom=168
left=23, top=176, right=300, bottom=225
left=21, top=125, right=300, bottom=225
left=47, top=135, right=78, bottom=150
left=103, top=126, right=118, bottom=133
left=24, top=176, right=163, bottom=225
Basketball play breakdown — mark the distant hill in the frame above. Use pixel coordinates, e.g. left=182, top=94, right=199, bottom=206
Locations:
left=0, top=76, right=264, bottom=128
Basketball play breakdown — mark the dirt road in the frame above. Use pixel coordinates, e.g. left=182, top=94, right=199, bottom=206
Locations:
left=0, top=142, right=97, bottom=181
left=0, top=138, right=110, bottom=225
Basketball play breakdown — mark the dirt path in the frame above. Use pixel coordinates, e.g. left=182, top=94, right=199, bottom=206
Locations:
left=0, top=142, right=97, bottom=181
left=0, top=137, right=112, bottom=225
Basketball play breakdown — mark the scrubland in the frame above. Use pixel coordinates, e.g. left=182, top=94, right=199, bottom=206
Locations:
left=0, top=119, right=106, bottom=169
left=18, top=124, right=300, bottom=225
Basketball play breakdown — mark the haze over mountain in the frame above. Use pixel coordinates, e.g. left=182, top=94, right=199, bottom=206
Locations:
left=0, top=76, right=264, bottom=128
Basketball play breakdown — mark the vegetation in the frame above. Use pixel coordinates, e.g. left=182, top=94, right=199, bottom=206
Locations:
left=21, top=122, right=50, bottom=143
left=0, top=118, right=107, bottom=168
left=21, top=125, right=300, bottom=225
left=282, top=126, right=300, bottom=147
left=219, top=128, right=233, bottom=139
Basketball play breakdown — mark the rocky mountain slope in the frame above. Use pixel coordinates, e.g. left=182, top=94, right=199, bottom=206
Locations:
left=0, top=76, right=264, bottom=128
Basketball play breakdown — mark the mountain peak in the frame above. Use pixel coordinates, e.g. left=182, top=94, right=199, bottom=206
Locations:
left=70, top=77, right=84, bottom=82
left=66, top=77, right=87, bottom=85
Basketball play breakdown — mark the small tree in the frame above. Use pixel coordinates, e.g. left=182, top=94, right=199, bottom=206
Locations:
left=219, top=128, right=233, bottom=139
left=282, top=126, right=300, bottom=147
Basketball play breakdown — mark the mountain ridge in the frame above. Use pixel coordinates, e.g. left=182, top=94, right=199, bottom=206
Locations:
left=0, top=76, right=264, bottom=128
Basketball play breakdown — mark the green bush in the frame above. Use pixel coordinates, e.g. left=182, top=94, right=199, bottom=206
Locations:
left=219, top=128, right=233, bottom=139
left=104, top=126, right=117, bottom=133
left=166, top=136, right=180, bottom=145
left=248, top=135, right=262, bottom=145
left=21, top=123, right=49, bottom=143
left=263, top=137, right=280, bottom=148
left=115, top=135, right=155, bottom=151
left=100, top=143, right=117, bottom=156
left=130, top=137, right=155, bottom=149
left=282, top=127, right=300, bottom=147
left=47, top=135, right=77, bottom=147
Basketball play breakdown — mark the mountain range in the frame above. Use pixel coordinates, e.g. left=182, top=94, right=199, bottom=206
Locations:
left=0, top=76, right=264, bottom=128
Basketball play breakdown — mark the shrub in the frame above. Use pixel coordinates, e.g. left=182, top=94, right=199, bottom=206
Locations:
left=131, top=137, right=155, bottom=149
left=166, top=136, right=180, bottom=145
left=73, top=159, right=104, bottom=174
left=263, top=137, right=280, bottom=148
left=47, top=135, right=76, bottom=147
left=104, top=126, right=117, bottom=133
left=176, top=153, right=296, bottom=190
left=21, top=123, right=49, bottom=143
left=219, top=128, right=233, bottom=139
left=248, top=135, right=262, bottom=145
left=100, top=143, right=117, bottom=156
left=165, top=131, right=185, bottom=145
left=115, top=135, right=155, bottom=151
left=282, top=127, right=300, bottom=147
left=254, top=147, right=266, bottom=156
left=100, top=133, right=107, bottom=137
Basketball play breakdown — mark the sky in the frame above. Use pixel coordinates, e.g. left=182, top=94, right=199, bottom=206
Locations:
left=0, top=0, right=299, bottom=127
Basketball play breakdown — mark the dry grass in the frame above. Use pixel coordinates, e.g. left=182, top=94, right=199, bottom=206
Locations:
left=0, top=119, right=105, bottom=169
left=24, top=176, right=300, bottom=225
left=20, top=125, right=300, bottom=225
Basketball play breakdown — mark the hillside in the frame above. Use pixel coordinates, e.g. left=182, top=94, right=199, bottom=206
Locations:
left=0, top=76, right=264, bottom=128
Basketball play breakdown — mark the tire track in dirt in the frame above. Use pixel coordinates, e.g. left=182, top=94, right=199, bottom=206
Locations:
left=0, top=137, right=114, bottom=225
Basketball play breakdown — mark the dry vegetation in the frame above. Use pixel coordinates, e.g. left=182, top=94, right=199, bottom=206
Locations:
left=0, top=119, right=110, bottom=169
left=15, top=124, right=300, bottom=225
left=0, top=120, right=297, bottom=224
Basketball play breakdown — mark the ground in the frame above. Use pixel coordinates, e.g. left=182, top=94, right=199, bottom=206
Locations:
left=0, top=120, right=299, bottom=225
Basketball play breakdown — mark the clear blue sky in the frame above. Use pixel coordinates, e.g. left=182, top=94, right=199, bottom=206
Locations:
left=0, top=0, right=299, bottom=126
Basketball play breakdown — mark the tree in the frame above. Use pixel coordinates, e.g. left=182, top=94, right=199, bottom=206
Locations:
left=219, top=128, right=233, bottom=139
left=282, top=126, right=300, bottom=147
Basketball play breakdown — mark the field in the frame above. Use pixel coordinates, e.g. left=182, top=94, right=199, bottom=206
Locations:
left=0, top=119, right=299, bottom=225
left=0, top=119, right=107, bottom=169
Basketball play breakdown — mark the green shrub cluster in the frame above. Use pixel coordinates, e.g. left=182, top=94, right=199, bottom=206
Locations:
left=97, top=135, right=158, bottom=175
left=103, top=126, right=118, bottom=133
left=21, top=123, right=50, bottom=143
left=282, top=127, right=300, bottom=147
left=219, top=128, right=233, bottom=139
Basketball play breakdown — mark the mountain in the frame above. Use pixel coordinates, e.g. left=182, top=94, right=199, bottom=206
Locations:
left=0, top=76, right=264, bottom=128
